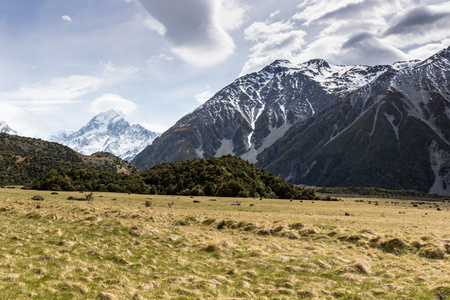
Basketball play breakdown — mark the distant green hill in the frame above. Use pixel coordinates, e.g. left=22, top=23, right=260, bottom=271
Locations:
left=26, top=155, right=316, bottom=199
left=0, top=133, right=139, bottom=186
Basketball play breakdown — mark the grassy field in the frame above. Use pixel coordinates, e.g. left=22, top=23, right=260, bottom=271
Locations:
left=0, top=187, right=449, bottom=299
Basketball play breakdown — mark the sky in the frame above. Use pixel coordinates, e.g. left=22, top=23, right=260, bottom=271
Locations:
left=0, top=0, right=449, bottom=138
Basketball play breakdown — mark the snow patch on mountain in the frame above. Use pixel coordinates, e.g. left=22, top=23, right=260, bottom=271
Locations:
left=241, top=123, right=292, bottom=163
left=214, top=139, right=235, bottom=157
left=429, top=140, right=450, bottom=196
left=50, top=109, right=160, bottom=161
left=384, top=113, right=400, bottom=142
left=391, top=60, right=421, bottom=70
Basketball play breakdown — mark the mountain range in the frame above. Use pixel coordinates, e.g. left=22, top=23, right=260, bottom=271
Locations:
left=132, top=46, right=450, bottom=196
left=50, top=109, right=160, bottom=162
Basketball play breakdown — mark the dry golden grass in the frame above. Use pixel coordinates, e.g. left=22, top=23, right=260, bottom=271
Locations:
left=0, top=187, right=449, bottom=299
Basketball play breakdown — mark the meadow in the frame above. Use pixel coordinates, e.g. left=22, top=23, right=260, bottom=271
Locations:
left=0, top=187, right=449, bottom=299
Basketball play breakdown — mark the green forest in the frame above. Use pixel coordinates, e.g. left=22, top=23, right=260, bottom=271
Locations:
left=26, top=155, right=316, bottom=199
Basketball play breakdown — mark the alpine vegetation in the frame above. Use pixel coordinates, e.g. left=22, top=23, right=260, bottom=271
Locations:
left=27, top=155, right=316, bottom=199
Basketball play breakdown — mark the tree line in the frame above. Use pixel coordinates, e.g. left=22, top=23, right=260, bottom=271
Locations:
left=26, top=155, right=316, bottom=199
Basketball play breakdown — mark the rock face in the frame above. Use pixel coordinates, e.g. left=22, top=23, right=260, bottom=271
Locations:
left=133, top=46, right=450, bottom=195
left=50, top=109, right=160, bottom=162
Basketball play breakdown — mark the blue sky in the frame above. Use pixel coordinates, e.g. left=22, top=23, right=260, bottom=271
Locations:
left=1, top=0, right=449, bottom=137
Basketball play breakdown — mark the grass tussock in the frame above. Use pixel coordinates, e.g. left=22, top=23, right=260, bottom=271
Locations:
left=0, top=188, right=449, bottom=299
left=378, top=236, right=409, bottom=253
left=341, top=261, right=372, bottom=275
left=418, top=242, right=447, bottom=259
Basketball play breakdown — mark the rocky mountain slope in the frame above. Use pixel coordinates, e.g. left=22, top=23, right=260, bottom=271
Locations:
left=257, top=47, right=450, bottom=195
left=0, top=133, right=138, bottom=186
left=133, top=59, right=391, bottom=169
left=50, top=109, right=160, bottom=162
left=133, top=46, right=450, bottom=195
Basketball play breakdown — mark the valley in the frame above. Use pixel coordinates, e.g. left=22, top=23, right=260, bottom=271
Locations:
left=2, top=46, right=450, bottom=196
left=2, top=3, right=450, bottom=299
left=0, top=187, right=449, bottom=299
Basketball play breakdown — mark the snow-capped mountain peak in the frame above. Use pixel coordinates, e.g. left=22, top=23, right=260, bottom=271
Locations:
left=50, top=110, right=160, bottom=162
left=0, top=121, right=19, bottom=135
left=79, top=109, right=127, bottom=135
left=92, top=109, right=125, bottom=125
left=303, top=58, right=331, bottom=70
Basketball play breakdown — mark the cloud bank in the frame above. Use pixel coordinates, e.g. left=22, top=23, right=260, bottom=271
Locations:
left=241, top=20, right=306, bottom=75
left=241, top=0, right=450, bottom=74
left=90, top=94, right=137, bottom=115
left=382, top=4, right=450, bottom=47
left=0, top=104, right=49, bottom=137
left=138, top=0, right=244, bottom=68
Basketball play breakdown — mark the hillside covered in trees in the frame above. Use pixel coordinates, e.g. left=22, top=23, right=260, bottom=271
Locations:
left=26, top=155, right=316, bottom=199
left=0, top=133, right=138, bottom=186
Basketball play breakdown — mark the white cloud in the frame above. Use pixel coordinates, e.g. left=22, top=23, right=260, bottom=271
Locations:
left=138, top=0, right=237, bottom=68
left=244, top=21, right=296, bottom=42
left=280, top=0, right=447, bottom=66
left=237, top=0, right=450, bottom=75
left=142, top=14, right=167, bottom=35
left=0, top=103, right=50, bottom=137
left=338, top=33, right=410, bottom=65
left=241, top=20, right=306, bottom=75
left=381, top=3, right=450, bottom=47
left=140, top=122, right=169, bottom=133
left=61, top=15, right=72, bottom=22
left=408, top=39, right=450, bottom=59
left=147, top=53, right=175, bottom=64
left=90, top=94, right=137, bottom=115
left=171, top=37, right=234, bottom=68
left=293, top=35, right=346, bottom=64
left=219, top=0, right=248, bottom=31
left=295, top=0, right=362, bottom=25
left=0, top=75, right=102, bottom=110
left=0, top=61, right=138, bottom=116
left=269, top=10, right=281, bottom=19
left=194, top=88, right=214, bottom=104
left=101, top=61, right=139, bottom=83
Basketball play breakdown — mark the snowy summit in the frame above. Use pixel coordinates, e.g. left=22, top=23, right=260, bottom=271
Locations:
left=50, top=109, right=160, bottom=162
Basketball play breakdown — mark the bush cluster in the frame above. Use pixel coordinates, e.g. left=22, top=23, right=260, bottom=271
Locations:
left=26, top=155, right=316, bottom=199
